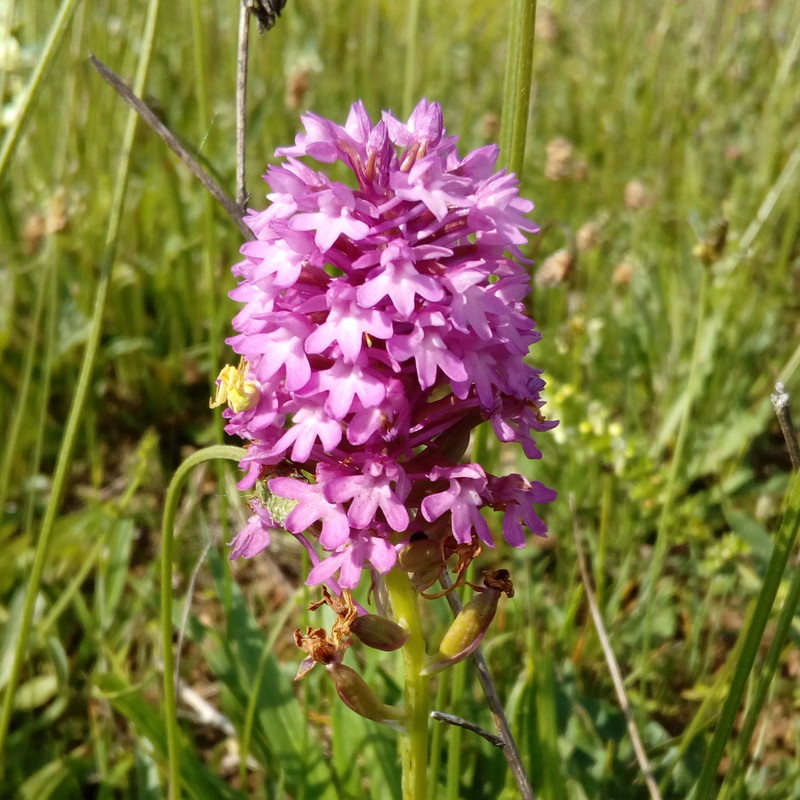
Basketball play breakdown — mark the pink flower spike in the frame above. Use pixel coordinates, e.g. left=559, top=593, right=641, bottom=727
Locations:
left=356, top=239, right=444, bottom=318
left=325, top=459, right=410, bottom=534
left=268, top=402, right=343, bottom=462
left=217, top=98, right=557, bottom=586
left=421, top=464, right=492, bottom=545
left=304, top=281, right=393, bottom=362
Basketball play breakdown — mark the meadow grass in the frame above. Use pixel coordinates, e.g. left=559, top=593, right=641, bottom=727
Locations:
left=2, top=1, right=800, bottom=798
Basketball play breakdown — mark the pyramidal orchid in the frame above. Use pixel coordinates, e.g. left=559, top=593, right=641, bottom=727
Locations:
left=213, top=98, right=557, bottom=594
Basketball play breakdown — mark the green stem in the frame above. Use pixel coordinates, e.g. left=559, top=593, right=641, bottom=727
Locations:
left=445, top=660, right=466, bottom=799
left=160, top=445, right=246, bottom=800
left=402, top=0, right=422, bottom=119
left=499, top=0, right=521, bottom=163
left=385, top=568, right=430, bottom=800
left=499, top=0, right=537, bottom=177
left=0, top=0, right=161, bottom=761
left=476, top=0, right=537, bottom=465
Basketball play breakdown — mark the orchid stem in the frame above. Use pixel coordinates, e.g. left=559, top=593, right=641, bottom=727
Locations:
left=386, top=568, right=430, bottom=800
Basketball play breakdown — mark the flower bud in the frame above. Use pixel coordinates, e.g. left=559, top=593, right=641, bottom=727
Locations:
left=326, top=662, right=405, bottom=728
left=692, top=218, right=728, bottom=266
left=350, top=614, right=409, bottom=651
left=418, top=102, right=444, bottom=147
left=430, top=416, right=479, bottom=463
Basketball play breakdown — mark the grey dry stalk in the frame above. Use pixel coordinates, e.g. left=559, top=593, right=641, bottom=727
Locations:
left=235, top=1, right=250, bottom=210
left=89, top=55, right=254, bottom=242
left=569, top=495, right=663, bottom=800
left=771, top=382, right=800, bottom=471
left=429, top=711, right=503, bottom=747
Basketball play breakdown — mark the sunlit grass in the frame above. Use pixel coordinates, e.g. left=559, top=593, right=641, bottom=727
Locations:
left=3, top=1, right=800, bottom=797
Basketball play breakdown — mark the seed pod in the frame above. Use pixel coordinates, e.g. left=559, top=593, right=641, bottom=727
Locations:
left=421, top=587, right=501, bottom=676
left=350, top=614, right=410, bottom=651
left=398, top=536, right=445, bottom=592
left=326, top=662, right=405, bottom=728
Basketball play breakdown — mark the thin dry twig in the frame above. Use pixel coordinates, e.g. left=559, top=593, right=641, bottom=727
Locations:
left=771, top=381, right=800, bottom=471
left=569, top=494, right=663, bottom=800
left=235, top=1, right=250, bottom=210
left=439, top=570, right=538, bottom=800
left=89, top=54, right=254, bottom=241
left=430, top=711, right=504, bottom=747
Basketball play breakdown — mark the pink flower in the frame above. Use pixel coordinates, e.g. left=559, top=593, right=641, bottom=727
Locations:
left=306, top=528, right=398, bottom=589
left=228, top=500, right=276, bottom=559
left=421, top=464, right=492, bottom=545
left=218, top=99, right=556, bottom=589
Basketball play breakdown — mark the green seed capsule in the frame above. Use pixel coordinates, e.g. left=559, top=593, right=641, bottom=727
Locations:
left=326, top=662, right=405, bottom=728
left=350, top=614, right=410, bottom=651
left=421, top=587, right=501, bottom=676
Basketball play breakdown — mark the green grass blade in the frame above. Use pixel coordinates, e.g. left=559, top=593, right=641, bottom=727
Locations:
left=691, top=468, right=800, bottom=799
left=203, top=546, right=338, bottom=798
left=239, top=584, right=302, bottom=789
left=0, top=0, right=81, bottom=180
left=721, top=474, right=800, bottom=795
left=0, top=0, right=163, bottom=760
left=641, top=266, right=709, bottom=696
left=0, top=257, right=47, bottom=519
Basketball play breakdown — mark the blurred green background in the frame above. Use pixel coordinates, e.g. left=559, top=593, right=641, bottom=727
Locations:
left=2, top=1, right=800, bottom=797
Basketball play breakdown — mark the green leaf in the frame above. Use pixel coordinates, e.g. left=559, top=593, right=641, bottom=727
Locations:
left=95, top=518, right=135, bottom=633
left=0, top=585, right=27, bottom=692
left=45, top=636, right=70, bottom=687
left=724, top=507, right=773, bottom=564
